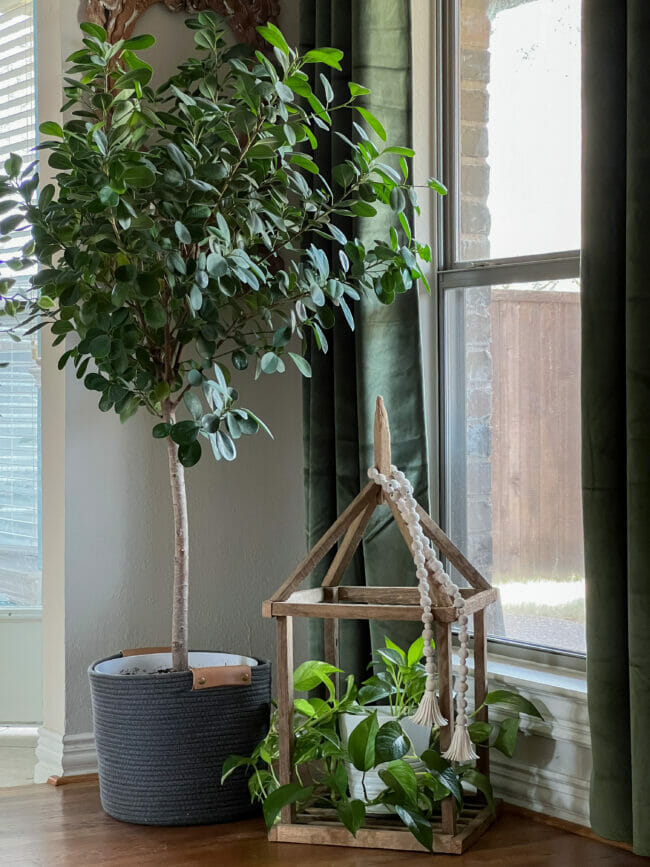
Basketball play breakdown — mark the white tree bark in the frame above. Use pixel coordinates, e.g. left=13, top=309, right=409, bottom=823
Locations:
left=164, top=403, right=189, bottom=671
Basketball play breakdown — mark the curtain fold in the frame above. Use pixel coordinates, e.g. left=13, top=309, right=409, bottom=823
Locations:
left=301, top=0, right=429, bottom=685
left=582, top=1, right=650, bottom=856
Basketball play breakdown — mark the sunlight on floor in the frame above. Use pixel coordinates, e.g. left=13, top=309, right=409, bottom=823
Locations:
left=0, top=727, right=37, bottom=787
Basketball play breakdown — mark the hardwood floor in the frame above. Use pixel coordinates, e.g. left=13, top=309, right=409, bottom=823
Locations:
left=0, top=782, right=643, bottom=866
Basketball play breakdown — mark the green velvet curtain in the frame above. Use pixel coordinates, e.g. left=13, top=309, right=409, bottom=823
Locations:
left=582, top=1, right=650, bottom=856
left=300, top=0, right=428, bottom=685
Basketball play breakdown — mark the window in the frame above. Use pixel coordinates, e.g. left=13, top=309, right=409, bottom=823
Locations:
left=438, top=0, right=583, bottom=654
left=0, top=0, right=40, bottom=609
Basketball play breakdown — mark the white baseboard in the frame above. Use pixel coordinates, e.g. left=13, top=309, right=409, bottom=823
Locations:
left=34, top=728, right=97, bottom=783
left=467, top=652, right=591, bottom=827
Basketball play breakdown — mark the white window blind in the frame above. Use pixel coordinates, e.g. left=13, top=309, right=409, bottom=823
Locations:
left=0, top=0, right=40, bottom=608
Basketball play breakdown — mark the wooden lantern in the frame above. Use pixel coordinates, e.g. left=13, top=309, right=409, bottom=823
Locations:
left=262, top=397, right=499, bottom=855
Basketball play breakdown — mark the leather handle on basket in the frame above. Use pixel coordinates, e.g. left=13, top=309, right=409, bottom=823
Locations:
left=122, top=646, right=172, bottom=657
left=191, top=665, right=252, bottom=690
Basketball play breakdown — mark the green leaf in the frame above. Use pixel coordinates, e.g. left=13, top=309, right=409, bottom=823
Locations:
left=178, top=439, right=201, bottom=467
left=183, top=390, right=203, bottom=421
left=215, top=430, right=236, bottom=461
left=407, top=636, right=425, bottom=667
left=4, top=153, right=21, bottom=178
left=460, top=768, right=495, bottom=810
left=275, top=81, right=294, bottom=103
left=336, top=800, right=365, bottom=837
left=153, top=382, right=170, bottom=402
left=175, top=221, right=192, bottom=244
left=80, top=21, right=107, bottom=40
left=92, top=129, right=108, bottom=156
left=123, top=165, right=156, bottom=188
left=118, top=66, right=153, bottom=87
left=152, top=423, right=171, bottom=439
left=350, top=201, right=377, bottom=218
left=348, top=711, right=379, bottom=772
left=427, top=177, right=448, bottom=196
left=89, top=334, right=110, bottom=358
left=260, top=352, right=280, bottom=374
left=355, top=106, right=386, bottom=141
left=384, top=637, right=406, bottom=662
left=220, top=754, right=254, bottom=785
left=84, top=373, right=108, bottom=392
left=481, top=690, right=543, bottom=719
left=293, top=660, right=341, bottom=694
left=170, top=420, right=199, bottom=445
left=99, top=186, right=119, bottom=207
left=206, top=253, right=227, bottom=278
left=39, top=121, right=63, bottom=138
left=375, top=721, right=410, bottom=764
left=262, top=783, right=313, bottom=831
left=468, top=721, right=492, bottom=744
left=244, top=409, right=272, bottom=439
left=288, top=352, right=311, bottom=378
left=493, top=717, right=520, bottom=758
left=383, top=146, right=415, bottom=158
left=122, top=33, right=155, bottom=50
left=293, top=698, right=316, bottom=717
left=389, top=188, right=406, bottom=213
left=303, top=47, right=344, bottom=70
left=290, top=154, right=318, bottom=175
left=257, top=23, right=290, bottom=56
left=357, top=682, right=393, bottom=705
left=0, top=214, right=24, bottom=235
left=143, top=299, right=166, bottom=329
left=231, top=350, right=248, bottom=371
left=348, top=82, right=370, bottom=97
left=378, top=759, right=418, bottom=807
left=394, top=805, right=433, bottom=853
left=376, top=647, right=404, bottom=669
left=421, top=750, right=463, bottom=805
left=39, top=184, right=55, bottom=208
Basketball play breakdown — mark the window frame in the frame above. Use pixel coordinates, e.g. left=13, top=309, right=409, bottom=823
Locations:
left=435, top=0, right=584, bottom=668
left=0, top=0, right=41, bottom=610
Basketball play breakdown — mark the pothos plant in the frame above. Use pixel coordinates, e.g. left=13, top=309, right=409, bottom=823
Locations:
left=223, top=635, right=544, bottom=853
left=0, top=13, right=443, bottom=671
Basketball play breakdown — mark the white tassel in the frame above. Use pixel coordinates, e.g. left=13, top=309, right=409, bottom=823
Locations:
left=442, top=724, right=479, bottom=763
left=411, top=689, right=447, bottom=728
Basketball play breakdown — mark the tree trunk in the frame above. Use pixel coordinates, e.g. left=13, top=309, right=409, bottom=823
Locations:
left=163, top=402, right=189, bottom=672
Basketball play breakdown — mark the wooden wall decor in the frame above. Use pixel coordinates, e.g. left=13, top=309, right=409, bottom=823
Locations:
left=85, top=0, right=281, bottom=45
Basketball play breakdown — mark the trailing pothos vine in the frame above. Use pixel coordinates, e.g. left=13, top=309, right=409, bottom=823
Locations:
left=223, top=635, right=544, bottom=853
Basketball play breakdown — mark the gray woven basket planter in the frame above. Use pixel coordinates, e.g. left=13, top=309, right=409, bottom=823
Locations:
left=89, top=651, right=271, bottom=826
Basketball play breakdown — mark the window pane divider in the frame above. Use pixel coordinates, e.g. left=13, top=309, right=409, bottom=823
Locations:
left=439, top=250, right=580, bottom=290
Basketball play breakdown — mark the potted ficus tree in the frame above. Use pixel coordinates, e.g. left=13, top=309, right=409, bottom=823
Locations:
left=0, top=12, right=441, bottom=825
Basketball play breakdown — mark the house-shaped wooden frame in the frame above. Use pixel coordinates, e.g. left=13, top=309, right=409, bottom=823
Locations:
left=262, top=397, right=499, bottom=855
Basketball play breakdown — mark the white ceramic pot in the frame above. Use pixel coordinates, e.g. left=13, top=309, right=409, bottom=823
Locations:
left=340, top=707, right=431, bottom=812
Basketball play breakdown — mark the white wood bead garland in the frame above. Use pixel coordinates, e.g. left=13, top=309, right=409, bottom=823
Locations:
left=368, top=464, right=478, bottom=763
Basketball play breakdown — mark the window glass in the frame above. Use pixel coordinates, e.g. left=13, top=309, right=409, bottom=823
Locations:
left=0, top=0, right=40, bottom=609
left=444, top=279, right=585, bottom=653
left=458, top=0, right=581, bottom=261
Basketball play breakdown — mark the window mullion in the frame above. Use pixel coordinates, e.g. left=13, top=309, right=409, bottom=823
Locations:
left=439, top=251, right=580, bottom=290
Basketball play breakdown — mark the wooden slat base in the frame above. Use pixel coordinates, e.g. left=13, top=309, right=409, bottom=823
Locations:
left=269, top=803, right=497, bottom=856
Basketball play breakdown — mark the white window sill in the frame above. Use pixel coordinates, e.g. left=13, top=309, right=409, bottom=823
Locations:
left=0, top=607, right=42, bottom=622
